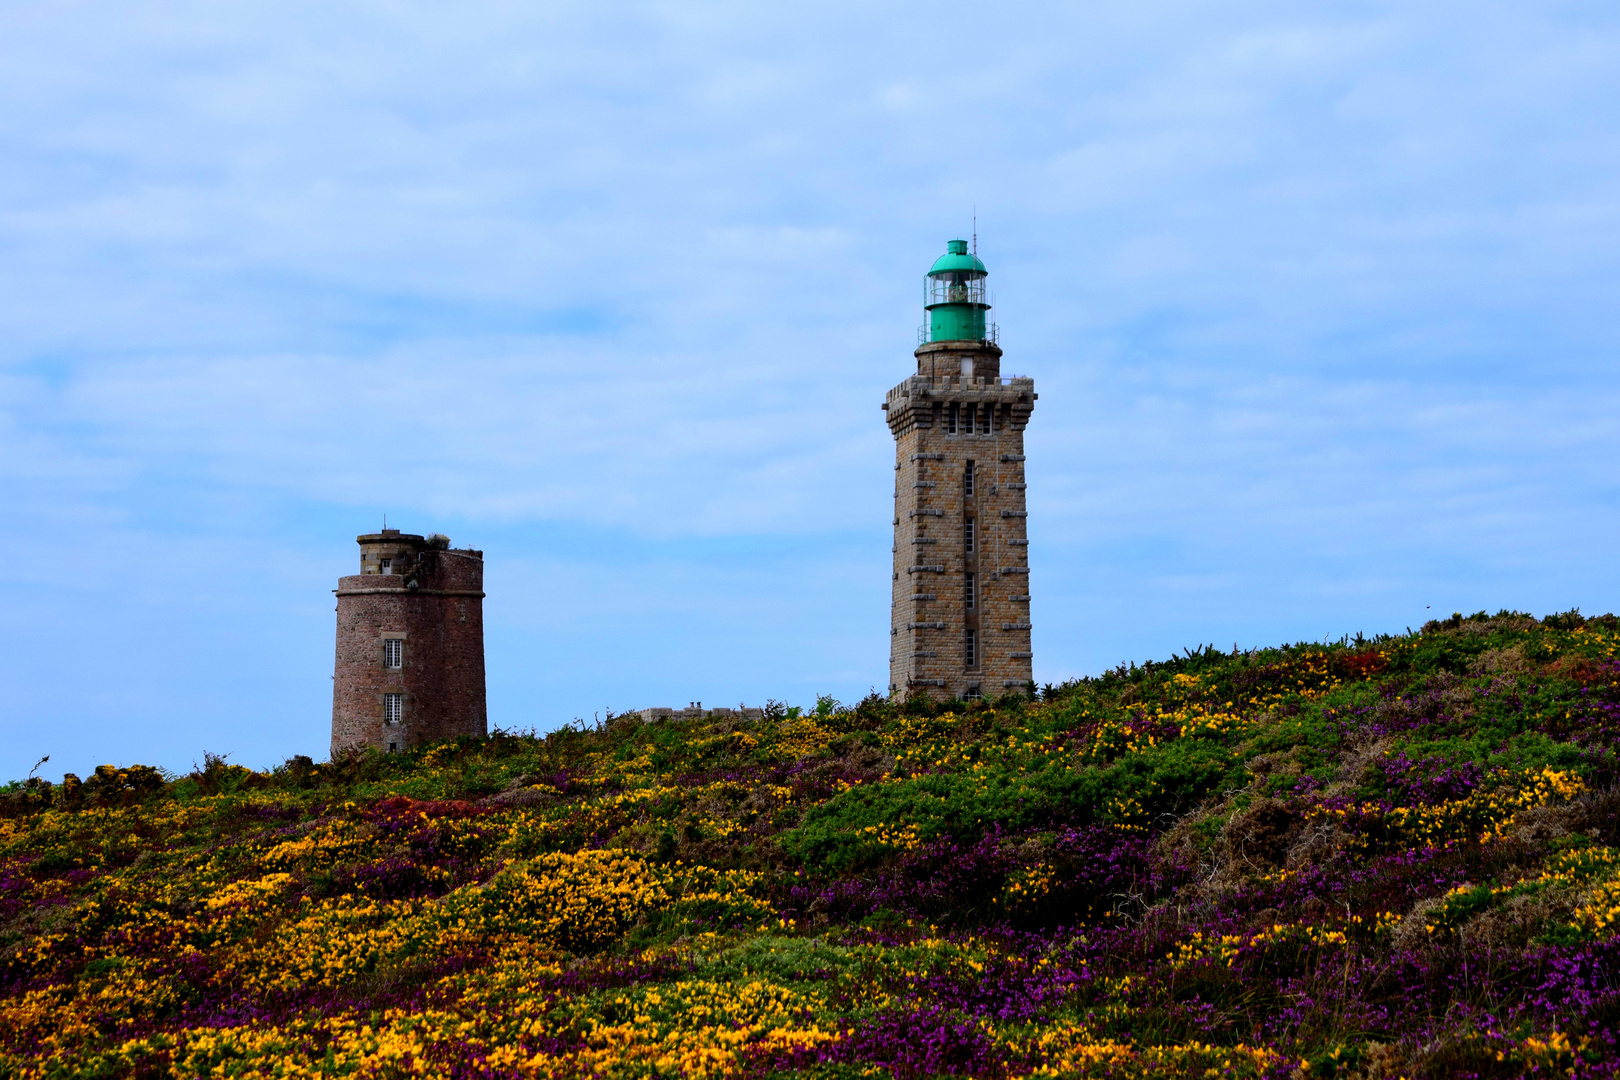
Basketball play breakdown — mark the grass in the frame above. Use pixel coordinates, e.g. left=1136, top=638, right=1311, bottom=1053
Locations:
left=3, top=609, right=1620, bottom=1076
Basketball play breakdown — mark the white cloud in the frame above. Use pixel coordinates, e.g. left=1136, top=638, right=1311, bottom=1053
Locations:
left=2, top=1, right=1620, bottom=776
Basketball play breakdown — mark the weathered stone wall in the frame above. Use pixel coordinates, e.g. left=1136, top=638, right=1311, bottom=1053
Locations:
left=884, top=342, right=1036, bottom=701
left=637, top=706, right=765, bottom=722
left=331, top=531, right=487, bottom=757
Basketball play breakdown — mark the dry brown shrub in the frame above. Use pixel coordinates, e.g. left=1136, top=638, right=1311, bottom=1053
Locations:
left=1216, top=798, right=1301, bottom=877
left=1470, top=643, right=1530, bottom=677
left=1391, top=896, right=1447, bottom=953
left=1459, top=890, right=1573, bottom=950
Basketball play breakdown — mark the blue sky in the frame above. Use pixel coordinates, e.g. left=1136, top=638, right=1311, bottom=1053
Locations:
left=3, top=2, right=1619, bottom=780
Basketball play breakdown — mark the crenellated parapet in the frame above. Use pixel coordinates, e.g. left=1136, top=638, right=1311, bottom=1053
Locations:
left=883, top=372, right=1036, bottom=439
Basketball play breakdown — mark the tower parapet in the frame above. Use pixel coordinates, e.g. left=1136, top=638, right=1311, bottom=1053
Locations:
left=331, top=529, right=487, bottom=756
left=884, top=242, right=1036, bottom=700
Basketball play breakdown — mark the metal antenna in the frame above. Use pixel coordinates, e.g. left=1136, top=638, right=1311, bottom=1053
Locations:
left=972, top=209, right=977, bottom=254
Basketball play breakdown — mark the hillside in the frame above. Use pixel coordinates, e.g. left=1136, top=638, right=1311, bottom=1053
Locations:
left=4, top=611, right=1620, bottom=1078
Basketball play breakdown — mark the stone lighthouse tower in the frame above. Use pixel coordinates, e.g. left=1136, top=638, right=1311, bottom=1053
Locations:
left=331, top=529, right=487, bottom=756
left=884, top=241, right=1036, bottom=700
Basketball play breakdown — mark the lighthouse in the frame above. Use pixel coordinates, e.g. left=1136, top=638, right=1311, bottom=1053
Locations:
left=883, top=240, right=1036, bottom=700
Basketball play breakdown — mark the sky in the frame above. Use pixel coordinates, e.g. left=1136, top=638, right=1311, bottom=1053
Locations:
left=2, top=1, right=1619, bottom=781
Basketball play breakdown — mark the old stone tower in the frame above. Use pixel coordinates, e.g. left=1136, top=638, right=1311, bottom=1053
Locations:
left=885, top=240, right=1036, bottom=700
left=331, top=529, right=487, bottom=756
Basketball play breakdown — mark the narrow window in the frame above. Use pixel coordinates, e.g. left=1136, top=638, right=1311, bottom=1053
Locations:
left=380, top=558, right=392, bottom=575
left=388, top=741, right=398, bottom=753
left=965, top=683, right=982, bottom=700
left=965, top=404, right=977, bottom=434
left=965, top=629, right=977, bottom=668
left=383, top=638, right=403, bottom=669
left=965, top=572, right=975, bottom=609
left=947, top=403, right=959, bottom=434
left=964, top=519, right=974, bottom=553
left=979, top=406, right=991, bottom=435
left=384, top=693, right=404, bottom=725
left=964, top=460, right=975, bottom=496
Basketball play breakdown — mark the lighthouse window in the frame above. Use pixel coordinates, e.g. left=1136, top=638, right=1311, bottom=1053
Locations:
left=384, top=693, right=404, bottom=725
left=965, top=404, right=977, bottom=434
left=964, top=519, right=974, bottom=553
left=947, top=403, right=959, bottom=434
left=383, top=639, right=403, bottom=669
left=965, top=629, right=977, bottom=667
left=980, top=406, right=991, bottom=435
left=965, top=572, right=975, bottom=609
left=964, top=460, right=975, bottom=496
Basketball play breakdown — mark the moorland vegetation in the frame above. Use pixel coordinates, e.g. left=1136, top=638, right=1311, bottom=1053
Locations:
left=5, top=610, right=1620, bottom=1077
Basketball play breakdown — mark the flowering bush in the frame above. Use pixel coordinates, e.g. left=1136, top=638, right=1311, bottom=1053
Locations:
left=6, top=609, right=1620, bottom=1076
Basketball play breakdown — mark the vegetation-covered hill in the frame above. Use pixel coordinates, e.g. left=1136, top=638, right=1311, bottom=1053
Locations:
left=6, top=611, right=1620, bottom=1078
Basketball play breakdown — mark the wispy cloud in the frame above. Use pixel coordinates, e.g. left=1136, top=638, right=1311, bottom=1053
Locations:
left=3, top=1, right=1619, bottom=777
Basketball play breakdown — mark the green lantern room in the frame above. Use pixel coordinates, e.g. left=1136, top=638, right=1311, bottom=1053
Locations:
left=923, top=239, right=996, bottom=344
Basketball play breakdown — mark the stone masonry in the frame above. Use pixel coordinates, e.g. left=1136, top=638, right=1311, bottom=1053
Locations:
left=637, top=705, right=765, bottom=723
left=885, top=340, right=1036, bottom=700
left=331, top=529, right=488, bottom=756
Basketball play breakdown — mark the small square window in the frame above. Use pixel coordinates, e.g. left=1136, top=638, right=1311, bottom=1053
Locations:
left=383, top=638, right=403, bottom=669
left=388, top=742, right=398, bottom=753
left=384, top=693, right=404, bottom=725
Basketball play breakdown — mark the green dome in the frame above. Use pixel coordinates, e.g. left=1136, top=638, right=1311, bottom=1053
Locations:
left=927, top=239, right=987, bottom=278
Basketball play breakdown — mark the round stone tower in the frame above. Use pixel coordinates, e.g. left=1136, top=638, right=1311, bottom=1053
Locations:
left=330, top=529, right=487, bottom=756
left=883, top=240, right=1036, bottom=700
